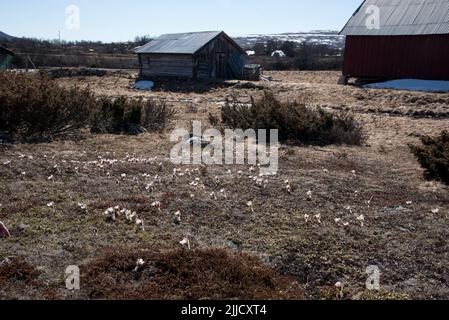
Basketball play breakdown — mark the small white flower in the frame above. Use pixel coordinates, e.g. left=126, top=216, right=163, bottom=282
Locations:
left=151, top=201, right=161, bottom=211
left=180, top=238, right=191, bottom=249
left=334, top=218, right=341, bottom=223
left=133, top=258, right=146, bottom=272
left=306, top=190, right=313, bottom=199
left=314, top=213, right=322, bottom=224
left=48, top=175, right=54, bottom=180
left=335, top=281, right=342, bottom=288
left=121, top=173, right=127, bottom=178
left=247, top=201, right=254, bottom=213
left=21, top=172, right=26, bottom=176
left=431, top=208, right=440, bottom=214
left=304, top=214, right=310, bottom=222
left=406, top=201, right=413, bottom=205
left=351, top=170, right=356, bottom=176
left=47, top=202, right=55, bottom=207
left=3, top=161, right=11, bottom=165
left=174, top=211, right=181, bottom=223
left=220, top=189, right=227, bottom=199
left=357, top=215, right=365, bottom=226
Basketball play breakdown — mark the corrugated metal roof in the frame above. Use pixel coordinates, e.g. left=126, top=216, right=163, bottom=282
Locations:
left=341, top=0, right=449, bottom=36
left=135, top=31, right=223, bottom=54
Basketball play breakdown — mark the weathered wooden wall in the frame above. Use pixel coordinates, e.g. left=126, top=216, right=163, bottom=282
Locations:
left=195, top=34, right=246, bottom=80
left=139, top=53, right=194, bottom=78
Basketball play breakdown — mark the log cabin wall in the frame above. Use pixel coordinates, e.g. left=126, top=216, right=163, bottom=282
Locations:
left=139, top=53, right=194, bottom=78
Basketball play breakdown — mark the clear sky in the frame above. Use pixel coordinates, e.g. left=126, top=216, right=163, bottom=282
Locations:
left=0, top=0, right=361, bottom=42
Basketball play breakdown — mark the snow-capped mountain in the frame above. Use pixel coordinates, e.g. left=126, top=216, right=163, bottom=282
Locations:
left=234, top=31, right=345, bottom=49
left=0, top=31, right=15, bottom=40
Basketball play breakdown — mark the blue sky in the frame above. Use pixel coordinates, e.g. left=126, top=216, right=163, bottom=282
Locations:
left=0, top=0, right=361, bottom=42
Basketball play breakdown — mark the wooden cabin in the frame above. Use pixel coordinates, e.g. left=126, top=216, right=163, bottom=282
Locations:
left=135, top=31, right=248, bottom=80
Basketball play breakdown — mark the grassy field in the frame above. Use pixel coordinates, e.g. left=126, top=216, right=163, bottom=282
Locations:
left=1, top=70, right=448, bottom=300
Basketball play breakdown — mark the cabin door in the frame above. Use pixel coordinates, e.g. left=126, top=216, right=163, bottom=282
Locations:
left=215, top=53, right=226, bottom=78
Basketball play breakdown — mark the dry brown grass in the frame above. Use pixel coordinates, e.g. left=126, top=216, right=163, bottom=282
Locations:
left=81, top=247, right=304, bottom=300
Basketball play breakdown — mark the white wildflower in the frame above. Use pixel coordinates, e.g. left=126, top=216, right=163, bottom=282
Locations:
left=356, top=215, right=365, bottom=227
left=306, top=190, right=313, bottom=200
left=174, top=211, right=181, bottom=224
left=180, top=238, right=191, bottom=250
left=431, top=208, right=440, bottom=214
left=247, top=201, right=255, bottom=213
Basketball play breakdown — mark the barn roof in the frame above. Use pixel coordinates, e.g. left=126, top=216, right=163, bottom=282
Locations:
left=135, top=31, right=245, bottom=55
left=341, top=0, right=449, bottom=36
left=0, top=46, right=15, bottom=56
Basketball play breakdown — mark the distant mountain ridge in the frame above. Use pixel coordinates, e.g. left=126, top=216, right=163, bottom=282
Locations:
left=0, top=31, right=15, bottom=40
left=234, top=31, right=345, bottom=50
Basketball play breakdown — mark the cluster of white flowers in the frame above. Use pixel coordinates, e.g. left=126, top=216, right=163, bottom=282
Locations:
left=151, top=201, right=162, bottom=211
left=306, top=190, right=313, bottom=200
left=284, top=180, right=292, bottom=193
left=133, top=258, right=145, bottom=272
left=78, top=203, right=87, bottom=212
left=104, top=206, right=144, bottom=230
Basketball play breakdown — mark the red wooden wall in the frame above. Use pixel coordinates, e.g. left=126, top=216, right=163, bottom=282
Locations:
left=343, top=35, right=449, bottom=80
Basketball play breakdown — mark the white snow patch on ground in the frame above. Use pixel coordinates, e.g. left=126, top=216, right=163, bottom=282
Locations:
left=134, top=81, right=154, bottom=91
left=365, top=79, right=449, bottom=93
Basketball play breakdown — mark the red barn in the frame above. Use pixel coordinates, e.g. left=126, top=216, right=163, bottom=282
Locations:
left=340, top=0, right=449, bottom=83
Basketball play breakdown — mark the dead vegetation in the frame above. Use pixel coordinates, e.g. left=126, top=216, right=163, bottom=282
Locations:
left=411, top=130, right=449, bottom=185
left=0, top=72, right=176, bottom=141
left=81, top=247, right=304, bottom=300
left=216, top=91, right=365, bottom=146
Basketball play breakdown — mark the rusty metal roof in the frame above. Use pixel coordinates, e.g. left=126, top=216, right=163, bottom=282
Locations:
left=341, top=0, right=449, bottom=36
left=135, top=31, right=242, bottom=55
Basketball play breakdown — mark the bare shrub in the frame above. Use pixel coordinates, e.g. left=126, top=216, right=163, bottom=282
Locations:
left=410, top=131, right=449, bottom=185
left=141, top=98, right=177, bottom=132
left=218, top=91, right=365, bottom=146
left=91, top=97, right=176, bottom=135
left=0, top=71, right=95, bottom=141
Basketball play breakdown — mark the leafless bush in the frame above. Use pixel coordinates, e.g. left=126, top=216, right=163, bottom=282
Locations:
left=410, top=130, right=449, bottom=185
left=0, top=71, right=95, bottom=142
left=141, top=98, right=177, bottom=132
left=215, top=91, right=365, bottom=146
